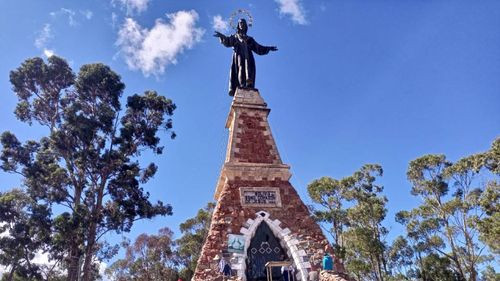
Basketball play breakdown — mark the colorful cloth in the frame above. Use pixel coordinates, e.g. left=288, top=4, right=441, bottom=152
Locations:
left=322, top=254, right=333, bottom=270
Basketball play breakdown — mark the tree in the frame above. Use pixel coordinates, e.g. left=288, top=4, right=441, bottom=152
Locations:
left=104, top=202, right=214, bottom=281
left=396, top=138, right=499, bottom=281
left=176, top=202, right=215, bottom=280
left=307, top=176, right=349, bottom=260
left=0, top=56, right=176, bottom=281
left=416, top=253, right=458, bottom=281
left=476, top=139, right=500, bottom=255
left=387, top=234, right=462, bottom=281
left=105, top=227, right=179, bottom=281
left=386, top=236, right=413, bottom=280
left=481, top=266, right=500, bottom=281
left=0, top=189, right=50, bottom=281
left=308, top=164, right=389, bottom=281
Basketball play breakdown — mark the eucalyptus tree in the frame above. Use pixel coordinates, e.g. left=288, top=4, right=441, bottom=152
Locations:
left=105, top=227, right=179, bottom=281
left=308, top=164, right=389, bottom=281
left=176, top=202, right=215, bottom=281
left=0, top=189, right=51, bottom=281
left=396, top=138, right=499, bottom=281
left=386, top=236, right=414, bottom=280
left=0, top=56, right=176, bottom=281
left=104, top=202, right=215, bottom=281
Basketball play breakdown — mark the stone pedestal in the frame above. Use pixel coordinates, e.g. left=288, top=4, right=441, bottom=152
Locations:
left=193, top=89, right=337, bottom=281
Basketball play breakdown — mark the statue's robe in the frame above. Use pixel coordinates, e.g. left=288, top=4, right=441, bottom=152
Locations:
left=219, top=33, right=274, bottom=96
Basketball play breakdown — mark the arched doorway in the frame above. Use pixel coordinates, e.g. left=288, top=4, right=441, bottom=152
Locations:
left=246, top=222, right=287, bottom=281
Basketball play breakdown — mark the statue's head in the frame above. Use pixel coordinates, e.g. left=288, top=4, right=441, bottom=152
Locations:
left=237, top=18, right=248, bottom=34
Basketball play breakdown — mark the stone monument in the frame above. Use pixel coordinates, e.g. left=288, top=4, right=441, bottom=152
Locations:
left=195, top=12, right=350, bottom=281
left=193, top=89, right=345, bottom=281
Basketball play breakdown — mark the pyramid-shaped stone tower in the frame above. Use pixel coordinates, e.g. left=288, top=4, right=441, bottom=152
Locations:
left=193, top=89, right=338, bottom=281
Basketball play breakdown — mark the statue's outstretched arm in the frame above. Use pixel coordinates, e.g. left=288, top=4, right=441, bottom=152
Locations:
left=214, top=32, right=234, bottom=48
left=251, top=38, right=278, bottom=55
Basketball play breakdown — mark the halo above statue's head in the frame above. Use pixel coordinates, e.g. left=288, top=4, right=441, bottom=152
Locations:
left=229, top=9, right=253, bottom=30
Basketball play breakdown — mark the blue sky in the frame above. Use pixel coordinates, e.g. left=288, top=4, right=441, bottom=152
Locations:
left=1, top=0, right=499, bottom=266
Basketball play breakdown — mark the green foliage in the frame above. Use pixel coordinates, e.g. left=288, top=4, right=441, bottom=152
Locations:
left=387, top=236, right=413, bottom=280
left=416, top=253, right=459, bottom=281
left=104, top=202, right=214, bottom=281
left=308, top=164, right=389, bottom=281
left=0, top=56, right=176, bottom=281
left=481, top=266, right=500, bottom=281
left=308, top=139, right=499, bottom=281
left=476, top=139, right=500, bottom=255
left=0, top=189, right=51, bottom=281
left=477, top=181, right=499, bottom=255
left=396, top=138, right=499, bottom=281
left=176, top=202, right=215, bottom=280
left=105, top=228, right=179, bottom=281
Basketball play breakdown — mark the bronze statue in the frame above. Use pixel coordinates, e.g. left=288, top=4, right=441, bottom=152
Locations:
left=214, top=18, right=278, bottom=96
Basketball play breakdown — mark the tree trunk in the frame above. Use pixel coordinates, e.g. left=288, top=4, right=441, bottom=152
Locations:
left=81, top=217, right=98, bottom=281
left=67, top=183, right=83, bottom=281
left=377, top=257, right=384, bottom=281
left=416, top=251, right=427, bottom=281
left=437, top=195, right=466, bottom=281
left=66, top=248, right=81, bottom=281
left=81, top=182, right=106, bottom=281
left=462, top=214, right=477, bottom=281
left=445, top=225, right=466, bottom=280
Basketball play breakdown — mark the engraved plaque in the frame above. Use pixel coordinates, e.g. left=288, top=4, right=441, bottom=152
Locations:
left=240, top=187, right=282, bottom=207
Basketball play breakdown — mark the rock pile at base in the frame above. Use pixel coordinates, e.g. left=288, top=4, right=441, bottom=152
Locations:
left=319, top=270, right=354, bottom=281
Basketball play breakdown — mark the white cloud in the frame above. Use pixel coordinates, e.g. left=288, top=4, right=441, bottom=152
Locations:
left=0, top=224, right=7, bottom=275
left=0, top=224, right=55, bottom=276
left=111, top=12, right=118, bottom=28
left=115, top=0, right=150, bottom=15
left=0, top=223, right=7, bottom=240
left=80, top=9, right=93, bottom=20
left=43, top=49, right=55, bottom=58
left=116, top=10, right=205, bottom=77
left=50, top=8, right=93, bottom=25
left=275, top=0, right=307, bottom=25
left=99, top=261, right=109, bottom=281
left=33, top=251, right=51, bottom=266
left=62, top=8, right=76, bottom=25
left=23, top=251, right=63, bottom=277
left=212, top=15, right=229, bottom=32
left=51, top=8, right=77, bottom=26
left=35, top=24, right=53, bottom=49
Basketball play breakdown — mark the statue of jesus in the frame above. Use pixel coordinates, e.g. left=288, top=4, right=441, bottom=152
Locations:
left=214, top=18, right=278, bottom=96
